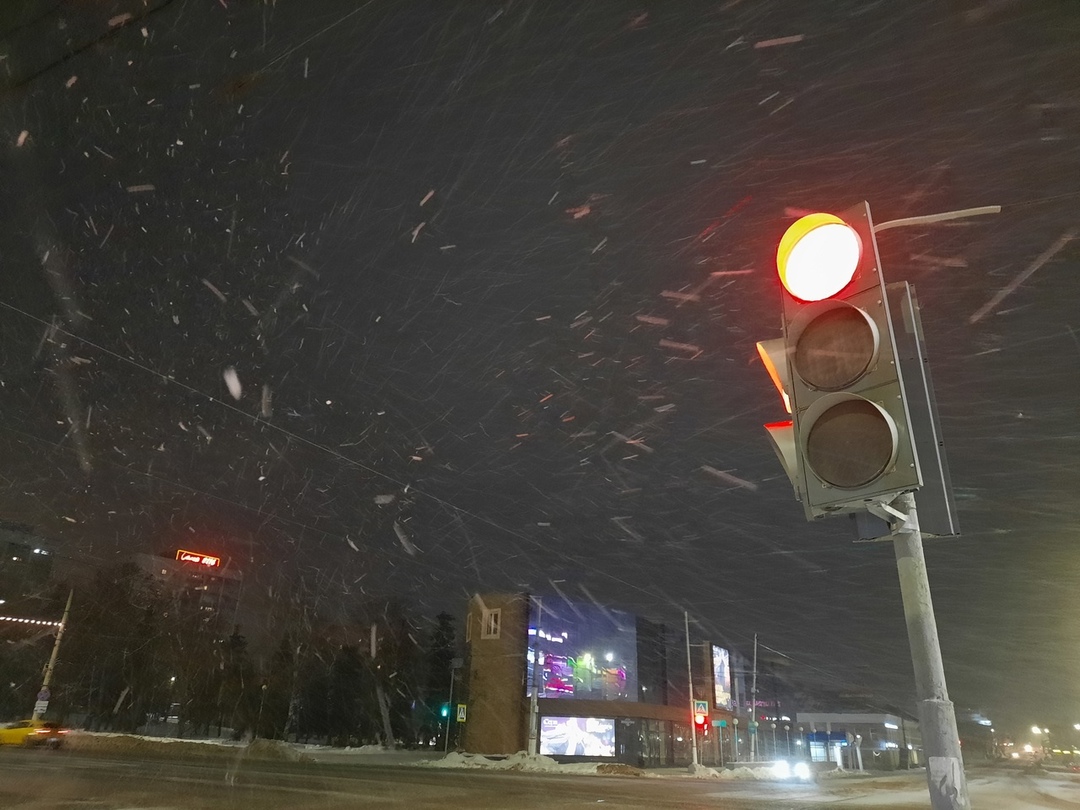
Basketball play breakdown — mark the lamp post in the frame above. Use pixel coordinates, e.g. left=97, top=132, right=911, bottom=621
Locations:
left=785, top=724, right=791, bottom=757
left=31, top=589, right=73, bottom=721
left=771, top=722, right=777, bottom=760
left=733, top=718, right=740, bottom=761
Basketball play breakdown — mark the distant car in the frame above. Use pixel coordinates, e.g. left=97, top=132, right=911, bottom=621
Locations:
left=0, top=719, right=69, bottom=748
left=772, top=760, right=814, bottom=782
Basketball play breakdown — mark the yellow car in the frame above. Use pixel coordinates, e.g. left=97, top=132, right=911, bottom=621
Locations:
left=0, top=719, right=69, bottom=748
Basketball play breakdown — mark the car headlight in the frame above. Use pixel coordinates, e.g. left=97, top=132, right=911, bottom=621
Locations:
left=793, top=761, right=811, bottom=780
left=772, top=760, right=791, bottom=779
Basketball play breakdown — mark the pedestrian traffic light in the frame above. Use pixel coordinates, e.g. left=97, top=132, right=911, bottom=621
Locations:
left=694, top=712, right=707, bottom=729
left=440, top=704, right=450, bottom=718
left=758, top=201, right=922, bottom=519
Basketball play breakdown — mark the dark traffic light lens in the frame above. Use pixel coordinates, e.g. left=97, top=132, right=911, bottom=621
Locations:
left=794, top=306, right=877, bottom=391
left=805, top=398, right=895, bottom=488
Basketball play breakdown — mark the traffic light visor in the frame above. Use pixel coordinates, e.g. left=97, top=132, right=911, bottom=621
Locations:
left=777, top=213, right=862, bottom=302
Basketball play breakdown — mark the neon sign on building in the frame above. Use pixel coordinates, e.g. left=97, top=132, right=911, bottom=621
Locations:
left=175, top=549, right=221, bottom=568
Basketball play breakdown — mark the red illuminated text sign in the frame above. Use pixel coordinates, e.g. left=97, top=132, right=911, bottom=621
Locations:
left=175, top=549, right=221, bottom=568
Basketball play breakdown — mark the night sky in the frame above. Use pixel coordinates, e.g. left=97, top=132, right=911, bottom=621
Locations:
left=2, top=1, right=1079, bottom=738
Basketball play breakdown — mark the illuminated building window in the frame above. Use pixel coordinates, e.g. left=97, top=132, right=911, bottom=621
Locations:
left=481, top=608, right=501, bottom=639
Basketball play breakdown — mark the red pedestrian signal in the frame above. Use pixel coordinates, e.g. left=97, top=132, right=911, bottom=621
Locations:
left=694, top=713, right=707, bottom=728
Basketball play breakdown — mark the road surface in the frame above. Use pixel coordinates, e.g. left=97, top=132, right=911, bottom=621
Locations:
left=1, top=749, right=1074, bottom=809
left=0, top=748, right=859, bottom=809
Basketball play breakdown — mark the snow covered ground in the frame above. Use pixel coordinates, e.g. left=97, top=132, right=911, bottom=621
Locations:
left=411, top=752, right=1080, bottom=808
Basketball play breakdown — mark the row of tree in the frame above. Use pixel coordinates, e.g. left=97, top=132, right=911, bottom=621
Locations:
left=0, top=564, right=460, bottom=748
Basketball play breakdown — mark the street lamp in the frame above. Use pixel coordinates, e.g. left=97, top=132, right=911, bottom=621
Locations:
left=785, top=724, right=791, bottom=756
left=771, top=722, right=777, bottom=759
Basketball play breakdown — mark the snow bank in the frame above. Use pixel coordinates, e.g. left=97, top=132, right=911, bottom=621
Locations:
left=65, top=731, right=311, bottom=762
left=296, top=743, right=391, bottom=755
left=685, top=764, right=785, bottom=780
left=419, top=750, right=633, bottom=775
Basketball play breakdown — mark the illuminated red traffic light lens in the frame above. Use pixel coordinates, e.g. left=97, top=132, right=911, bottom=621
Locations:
left=777, top=214, right=862, bottom=302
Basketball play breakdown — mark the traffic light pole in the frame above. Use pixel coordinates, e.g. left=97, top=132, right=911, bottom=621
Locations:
left=889, top=492, right=969, bottom=810
left=528, top=596, right=542, bottom=756
left=443, top=666, right=455, bottom=754
left=684, top=611, right=699, bottom=768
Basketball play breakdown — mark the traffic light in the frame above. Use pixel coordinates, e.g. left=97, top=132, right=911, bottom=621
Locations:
left=759, top=201, right=921, bottom=519
left=440, top=704, right=450, bottom=719
left=694, top=712, right=707, bottom=730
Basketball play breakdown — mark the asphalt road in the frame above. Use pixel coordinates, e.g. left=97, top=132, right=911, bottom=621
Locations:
left=0, top=748, right=883, bottom=810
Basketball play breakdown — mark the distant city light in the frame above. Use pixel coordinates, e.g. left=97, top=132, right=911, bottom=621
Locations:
left=175, top=549, right=221, bottom=568
left=0, top=615, right=62, bottom=627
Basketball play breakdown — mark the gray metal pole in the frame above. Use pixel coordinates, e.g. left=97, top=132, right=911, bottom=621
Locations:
left=527, top=596, right=542, bottom=756
left=684, top=611, right=699, bottom=767
left=890, top=492, right=970, bottom=810
left=749, top=634, right=758, bottom=762
left=32, top=589, right=73, bottom=721
left=443, top=666, right=454, bottom=753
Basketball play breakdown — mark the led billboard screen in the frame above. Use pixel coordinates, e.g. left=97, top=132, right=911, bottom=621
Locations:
left=539, top=716, right=615, bottom=757
left=527, top=600, right=637, bottom=702
left=712, top=644, right=732, bottom=710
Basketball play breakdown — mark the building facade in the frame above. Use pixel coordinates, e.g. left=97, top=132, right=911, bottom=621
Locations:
left=132, top=550, right=243, bottom=624
left=462, top=593, right=735, bottom=767
left=0, top=522, right=57, bottom=618
left=796, top=711, right=922, bottom=770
